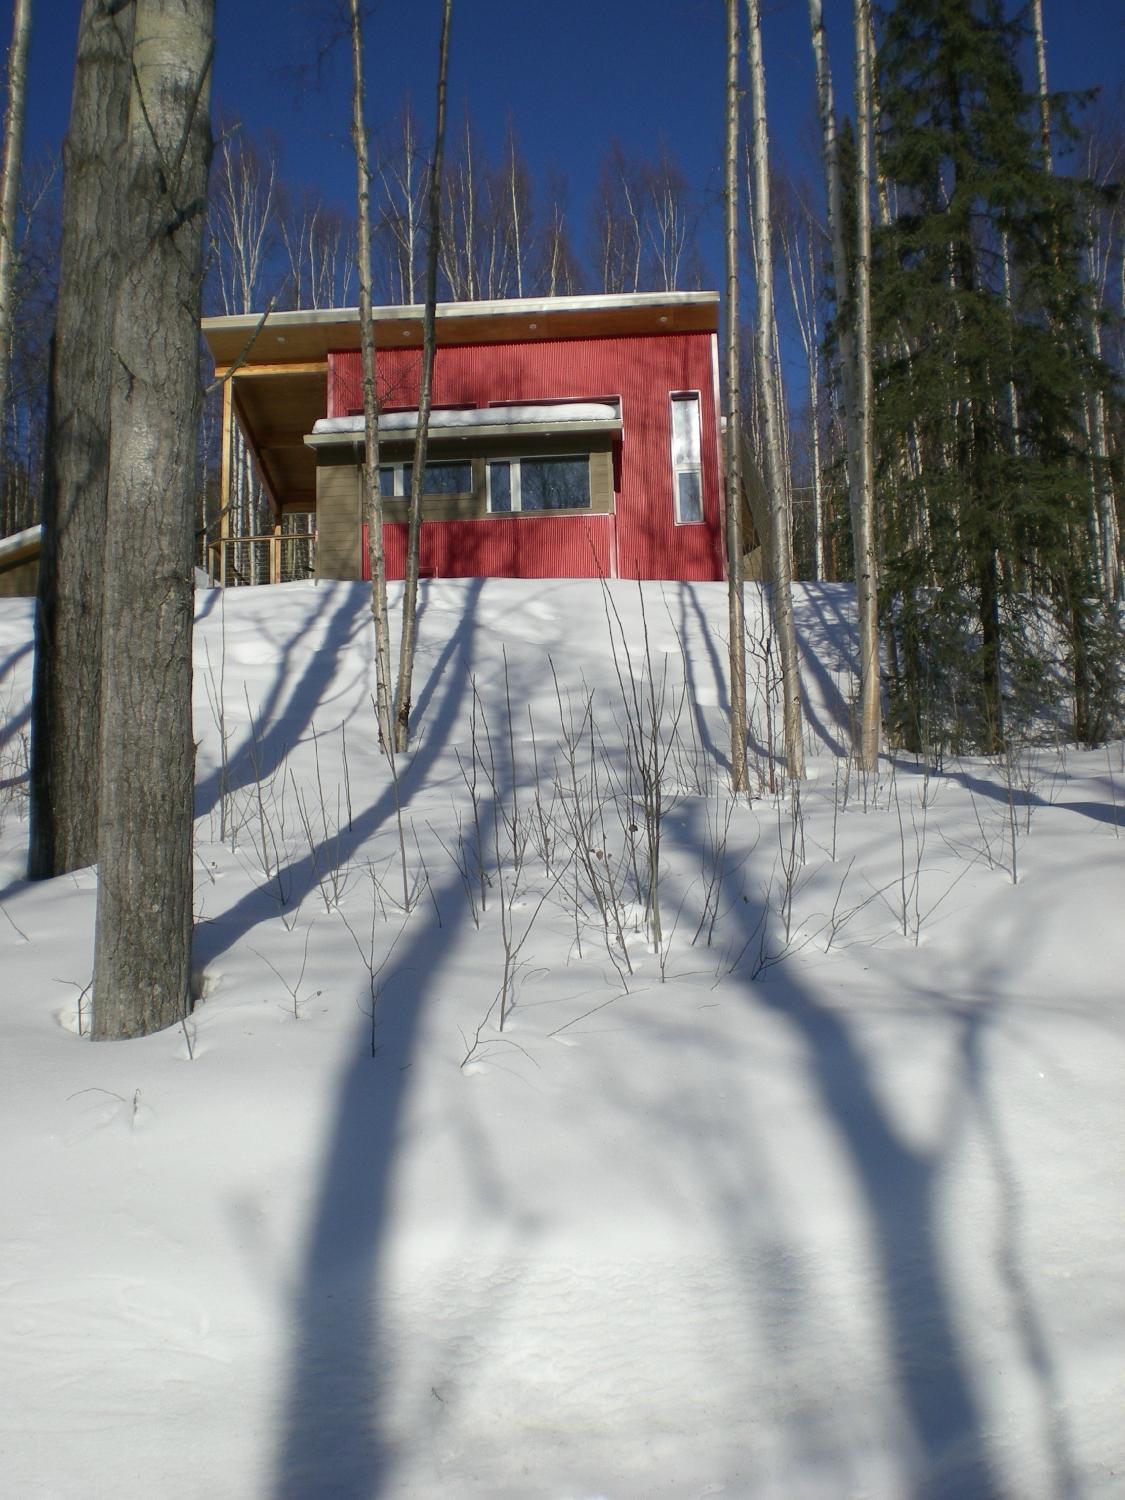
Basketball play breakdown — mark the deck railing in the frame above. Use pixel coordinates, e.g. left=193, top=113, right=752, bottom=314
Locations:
left=206, top=530, right=316, bottom=587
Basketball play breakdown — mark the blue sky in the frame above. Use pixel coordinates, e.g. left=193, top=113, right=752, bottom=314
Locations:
left=5, top=0, right=1123, bottom=294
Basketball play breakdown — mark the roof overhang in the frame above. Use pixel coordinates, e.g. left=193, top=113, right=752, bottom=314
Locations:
left=202, top=291, right=719, bottom=370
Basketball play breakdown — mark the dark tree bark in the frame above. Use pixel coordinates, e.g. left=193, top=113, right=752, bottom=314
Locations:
left=0, top=0, right=33, bottom=427
left=29, top=0, right=134, bottom=879
left=92, top=0, right=214, bottom=1039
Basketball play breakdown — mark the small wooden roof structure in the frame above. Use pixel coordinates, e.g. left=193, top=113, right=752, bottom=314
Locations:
left=201, top=291, right=720, bottom=518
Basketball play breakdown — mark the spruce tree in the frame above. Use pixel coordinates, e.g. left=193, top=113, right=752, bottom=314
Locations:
left=873, top=0, right=1119, bottom=751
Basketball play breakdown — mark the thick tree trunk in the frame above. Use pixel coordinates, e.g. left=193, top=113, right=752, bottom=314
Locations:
left=746, top=0, right=804, bottom=779
left=29, top=0, right=134, bottom=879
left=724, top=0, right=749, bottom=794
left=852, top=0, right=881, bottom=769
left=348, top=0, right=394, bottom=751
left=0, top=0, right=32, bottom=426
left=394, top=0, right=452, bottom=753
left=92, top=0, right=214, bottom=1039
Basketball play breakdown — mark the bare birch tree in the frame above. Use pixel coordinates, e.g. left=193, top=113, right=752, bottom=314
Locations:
left=1031, top=0, right=1052, bottom=173
left=375, top=102, right=426, bottom=305
left=645, top=144, right=695, bottom=292
left=537, top=181, right=582, bottom=296
left=1032, top=0, right=1120, bottom=602
left=440, top=113, right=481, bottom=299
left=348, top=0, right=393, bottom=750
left=29, top=0, right=134, bottom=879
left=852, top=0, right=881, bottom=767
left=594, top=143, right=643, bottom=294
left=209, top=126, right=278, bottom=315
left=1079, top=115, right=1123, bottom=602
left=280, top=192, right=354, bottom=309
left=808, top=0, right=879, bottom=770
left=724, top=0, right=749, bottom=793
left=0, top=0, right=32, bottom=434
left=394, top=0, right=452, bottom=752
left=502, top=117, right=530, bottom=298
left=208, top=124, right=278, bottom=578
left=778, top=181, right=825, bottom=581
left=92, top=0, right=213, bottom=1038
left=746, top=0, right=804, bottom=779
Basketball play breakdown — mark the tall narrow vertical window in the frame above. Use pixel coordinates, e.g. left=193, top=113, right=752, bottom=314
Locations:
left=670, top=393, right=703, bottom=523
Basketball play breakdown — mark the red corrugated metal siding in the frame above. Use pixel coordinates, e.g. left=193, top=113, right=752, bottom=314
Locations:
left=331, top=332, right=723, bottom=582
left=363, top=516, right=613, bottom=582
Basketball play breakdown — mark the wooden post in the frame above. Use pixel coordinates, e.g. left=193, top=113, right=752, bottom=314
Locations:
left=271, top=521, right=281, bottom=584
left=219, top=374, right=232, bottom=587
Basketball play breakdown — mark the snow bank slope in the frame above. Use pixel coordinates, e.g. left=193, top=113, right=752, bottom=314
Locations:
left=1, top=579, right=1121, bottom=1499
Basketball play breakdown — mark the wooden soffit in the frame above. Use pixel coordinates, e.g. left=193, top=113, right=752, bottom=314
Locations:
left=203, top=291, right=719, bottom=369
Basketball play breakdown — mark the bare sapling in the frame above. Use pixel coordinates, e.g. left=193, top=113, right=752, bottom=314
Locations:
left=689, top=796, right=743, bottom=948
left=255, top=926, right=318, bottom=1019
left=550, top=660, right=633, bottom=982
left=526, top=700, right=561, bottom=876
left=469, top=674, right=563, bottom=1030
left=777, top=782, right=806, bottom=948
left=1107, top=745, right=1120, bottom=838
left=601, top=583, right=687, bottom=954
left=746, top=614, right=781, bottom=794
left=56, top=977, right=92, bottom=1036
left=1002, top=738, right=1021, bottom=885
left=428, top=805, right=481, bottom=928
left=340, top=874, right=410, bottom=1057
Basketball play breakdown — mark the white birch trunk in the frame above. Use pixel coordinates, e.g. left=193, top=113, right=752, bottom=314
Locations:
left=394, top=0, right=452, bottom=752
left=853, top=0, right=881, bottom=769
left=780, top=207, right=824, bottom=581
left=1034, top=0, right=1119, bottom=600
left=724, top=0, right=749, bottom=794
left=1032, top=0, right=1053, bottom=172
left=349, top=0, right=393, bottom=751
left=747, top=0, right=804, bottom=780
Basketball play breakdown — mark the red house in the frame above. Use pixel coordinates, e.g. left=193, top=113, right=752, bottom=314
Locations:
left=201, top=291, right=725, bottom=585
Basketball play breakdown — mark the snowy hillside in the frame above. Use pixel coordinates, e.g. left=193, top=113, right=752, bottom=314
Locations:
left=1, top=578, right=1121, bottom=1499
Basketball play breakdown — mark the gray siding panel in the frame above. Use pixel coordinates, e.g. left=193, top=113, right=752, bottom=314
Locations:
left=316, top=457, right=361, bottom=580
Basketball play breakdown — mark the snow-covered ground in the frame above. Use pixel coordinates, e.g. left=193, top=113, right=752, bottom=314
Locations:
left=1, top=578, right=1121, bottom=1500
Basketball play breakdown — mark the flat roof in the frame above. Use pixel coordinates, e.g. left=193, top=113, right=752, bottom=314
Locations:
left=202, top=290, right=719, bottom=370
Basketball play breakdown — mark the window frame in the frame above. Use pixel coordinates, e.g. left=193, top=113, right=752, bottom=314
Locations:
left=485, top=453, right=594, bottom=515
left=379, top=457, right=473, bottom=500
left=669, top=390, right=705, bottom=526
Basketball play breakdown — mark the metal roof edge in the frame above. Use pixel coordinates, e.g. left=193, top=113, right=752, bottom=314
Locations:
left=202, top=289, right=719, bottom=338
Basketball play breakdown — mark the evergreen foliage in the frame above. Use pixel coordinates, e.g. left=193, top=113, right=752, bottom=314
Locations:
left=872, top=0, right=1121, bottom=751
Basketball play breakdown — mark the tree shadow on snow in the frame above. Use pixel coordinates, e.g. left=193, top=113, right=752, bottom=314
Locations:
left=192, top=580, right=484, bottom=1498
left=267, top=806, right=491, bottom=1498
left=660, top=794, right=1010, bottom=1495
left=193, top=580, right=482, bottom=968
left=194, top=586, right=373, bottom=820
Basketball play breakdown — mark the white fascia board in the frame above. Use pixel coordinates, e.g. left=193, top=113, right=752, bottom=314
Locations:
left=204, top=289, right=719, bottom=338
